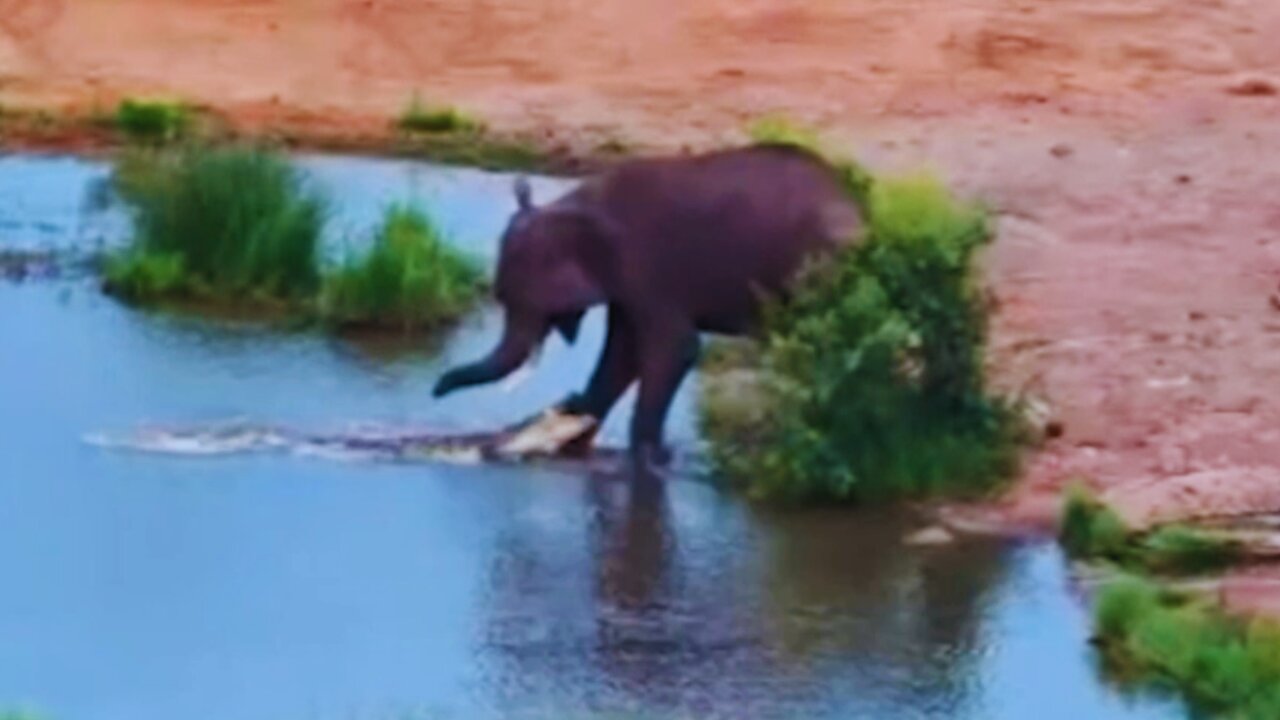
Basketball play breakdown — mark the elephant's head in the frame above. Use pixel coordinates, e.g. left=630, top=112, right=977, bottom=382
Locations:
left=432, top=177, right=610, bottom=398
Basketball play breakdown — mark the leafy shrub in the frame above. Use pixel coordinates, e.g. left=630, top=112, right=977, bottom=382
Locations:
left=702, top=171, right=1022, bottom=503
left=102, top=251, right=186, bottom=299
left=103, top=146, right=325, bottom=304
left=1095, top=576, right=1161, bottom=640
left=397, top=95, right=481, bottom=134
left=1059, top=484, right=1242, bottom=574
left=321, top=205, right=482, bottom=331
left=1140, top=525, right=1242, bottom=575
left=1093, top=576, right=1280, bottom=718
left=746, top=115, right=872, bottom=207
left=1060, top=483, right=1131, bottom=561
left=114, top=98, right=190, bottom=143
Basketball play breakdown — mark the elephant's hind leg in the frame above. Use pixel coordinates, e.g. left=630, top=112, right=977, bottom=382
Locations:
left=630, top=318, right=700, bottom=466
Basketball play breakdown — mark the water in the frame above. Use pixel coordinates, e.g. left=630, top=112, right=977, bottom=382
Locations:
left=0, top=153, right=1186, bottom=720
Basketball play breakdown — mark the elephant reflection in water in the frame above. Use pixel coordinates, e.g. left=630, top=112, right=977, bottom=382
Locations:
left=475, top=479, right=1013, bottom=712
left=475, top=471, right=766, bottom=707
left=565, top=473, right=768, bottom=706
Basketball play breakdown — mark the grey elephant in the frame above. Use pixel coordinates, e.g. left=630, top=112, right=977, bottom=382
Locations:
left=432, top=144, right=864, bottom=467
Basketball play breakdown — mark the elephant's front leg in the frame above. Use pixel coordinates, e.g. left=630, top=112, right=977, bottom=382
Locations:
left=563, top=304, right=639, bottom=419
left=630, top=318, right=700, bottom=467
left=556, top=305, right=639, bottom=455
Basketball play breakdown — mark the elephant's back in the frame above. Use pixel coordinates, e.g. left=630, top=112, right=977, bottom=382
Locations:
left=595, top=145, right=864, bottom=328
left=601, top=144, right=861, bottom=248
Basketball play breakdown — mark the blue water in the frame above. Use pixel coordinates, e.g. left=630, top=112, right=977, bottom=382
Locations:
left=0, top=153, right=1186, bottom=720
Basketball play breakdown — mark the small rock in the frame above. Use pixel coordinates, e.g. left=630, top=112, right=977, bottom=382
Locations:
left=1175, top=174, right=1193, bottom=185
left=1270, top=293, right=1280, bottom=312
left=1049, top=143, right=1073, bottom=158
left=1227, top=77, right=1278, bottom=97
left=1188, top=310, right=1207, bottom=321
left=904, top=526, right=955, bottom=547
left=1019, top=395, right=1054, bottom=436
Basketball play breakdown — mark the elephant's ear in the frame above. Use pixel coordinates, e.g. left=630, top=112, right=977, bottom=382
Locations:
left=538, top=208, right=611, bottom=313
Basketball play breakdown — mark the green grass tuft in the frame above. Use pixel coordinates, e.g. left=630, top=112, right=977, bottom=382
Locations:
left=1093, top=576, right=1280, bottom=718
left=103, top=146, right=325, bottom=305
left=102, top=250, right=187, bottom=299
left=397, top=95, right=481, bottom=134
left=1060, top=483, right=1131, bottom=561
left=700, top=170, right=1023, bottom=504
left=1095, top=575, right=1162, bottom=640
left=1060, top=484, right=1243, bottom=574
left=747, top=114, right=825, bottom=151
left=1139, top=525, right=1243, bottom=575
left=114, top=98, right=190, bottom=143
left=321, top=205, right=483, bottom=332
left=746, top=115, right=872, bottom=207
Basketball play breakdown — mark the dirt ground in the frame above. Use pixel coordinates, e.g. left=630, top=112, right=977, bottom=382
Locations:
left=6, top=0, right=1280, bottom=533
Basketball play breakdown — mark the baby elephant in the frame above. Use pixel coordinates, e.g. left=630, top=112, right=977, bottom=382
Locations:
left=433, top=143, right=864, bottom=467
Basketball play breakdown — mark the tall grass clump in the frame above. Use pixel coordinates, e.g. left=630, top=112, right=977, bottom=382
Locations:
left=702, top=169, right=1022, bottom=503
left=1093, top=575, right=1280, bottom=718
left=114, top=98, right=190, bottom=143
left=103, top=146, right=324, bottom=305
left=1140, top=525, right=1243, bottom=575
left=397, top=95, right=481, bottom=134
left=1060, top=483, right=1131, bottom=561
left=321, top=205, right=483, bottom=331
left=1059, top=484, right=1243, bottom=574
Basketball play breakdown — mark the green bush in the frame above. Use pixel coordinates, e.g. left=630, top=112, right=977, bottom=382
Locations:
left=1140, top=525, right=1242, bottom=575
left=1095, top=576, right=1161, bottom=640
left=397, top=95, right=481, bottom=134
left=103, top=146, right=325, bottom=304
left=321, top=205, right=482, bottom=331
left=701, top=171, right=1021, bottom=503
left=1059, top=484, right=1242, bottom=574
left=746, top=115, right=872, bottom=207
left=102, top=250, right=186, bottom=299
left=1060, top=484, right=1131, bottom=561
left=114, top=98, right=190, bottom=143
left=1093, top=576, right=1280, bottom=719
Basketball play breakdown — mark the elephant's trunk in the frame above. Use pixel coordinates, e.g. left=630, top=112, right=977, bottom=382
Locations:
left=432, top=313, right=544, bottom=398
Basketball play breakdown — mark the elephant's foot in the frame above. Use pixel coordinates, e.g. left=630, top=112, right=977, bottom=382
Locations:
left=628, top=441, right=672, bottom=476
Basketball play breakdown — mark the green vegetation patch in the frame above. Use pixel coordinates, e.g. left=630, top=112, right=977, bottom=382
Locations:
left=1093, top=575, right=1280, bottom=718
left=100, top=146, right=483, bottom=332
left=397, top=95, right=482, bottom=135
left=103, top=146, right=325, bottom=306
left=701, top=149, right=1023, bottom=503
left=1060, top=483, right=1132, bottom=561
left=746, top=115, right=872, bottom=208
left=113, top=98, right=191, bottom=143
left=1059, top=485, right=1243, bottom=574
left=322, top=205, right=483, bottom=332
